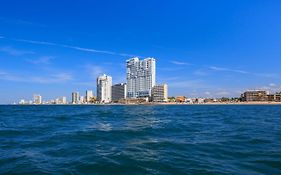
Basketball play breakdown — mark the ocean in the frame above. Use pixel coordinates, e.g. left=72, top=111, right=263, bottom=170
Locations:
left=0, top=105, right=281, bottom=174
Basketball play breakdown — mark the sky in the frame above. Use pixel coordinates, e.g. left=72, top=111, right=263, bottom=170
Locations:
left=0, top=0, right=281, bottom=103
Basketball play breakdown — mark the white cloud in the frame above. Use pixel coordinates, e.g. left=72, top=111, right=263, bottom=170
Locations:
left=14, top=38, right=140, bottom=57
left=168, top=80, right=207, bottom=89
left=208, top=66, right=279, bottom=79
left=256, top=83, right=281, bottom=93
left=269, top=83, right=276, bottom=87
left=0, top=17, right=46, bottom=28
left=85, top=64, right=104, bottom=79
left=27, top=56, right=54, bottom=65
left=158, top=67, right=185, bottom=71
left=0, top=46, right=35, bottom=56
left=215, top=91, right=230, bottom=96
left=0, top=70, right=72, bottom=84
left=209, top=66, right=249, bottom=74
left=204, top=91, right=211, bottom=95
left=193, top=69, right=209, bottom=76
left=170, top=61, right=192, bottom=65
left=73, top=81, right=95, bottom=87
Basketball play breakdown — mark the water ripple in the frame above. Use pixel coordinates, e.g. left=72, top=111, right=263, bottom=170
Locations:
left=0, top=105, right=281, bottom=174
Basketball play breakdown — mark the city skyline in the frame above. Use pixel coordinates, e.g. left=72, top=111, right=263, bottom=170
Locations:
left=1, top=1, right=281, bottom=103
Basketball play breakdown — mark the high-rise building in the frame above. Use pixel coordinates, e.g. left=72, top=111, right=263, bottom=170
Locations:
left=97, top=74, right=112, bottom=103
left=126, top=57, right=156, bottom=98
left=61, top=96, right=67, bottom=104
left=152, top=84, right=168, bottom=102
left=33, top=94, right=42, bottom=104
left=72, top=92, right=79, bottom=104
left=80, top=96, right=85, bottom=104
left=86, top=90, right=93, bottom=103
left=112, top=83, right=127, bottom=102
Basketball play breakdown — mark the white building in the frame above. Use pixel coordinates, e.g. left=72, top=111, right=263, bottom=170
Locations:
left=61, top=96, right=67, bottom=104
left=112, top=83, right=127, bottom=102
left=33, top=94, right=42, bottom=104
left=19, top=99, right=26, bottom=105
left=72, top=92, right=79, bottom=104
left=80, top=96, right=85, bottom=104
left=86, top=90, right=93, bottom=103
left=126, top=57, right=156, bottom=98
left=97, top=74, right=112, bottom=103
left=152, top=84, right=168, bottom=102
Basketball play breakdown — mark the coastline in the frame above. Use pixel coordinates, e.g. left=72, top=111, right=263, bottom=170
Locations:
left=5, top=102, right=281, bottom=106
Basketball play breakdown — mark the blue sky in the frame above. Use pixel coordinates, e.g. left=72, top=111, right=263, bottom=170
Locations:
left=1, top=0, right=281, bottom=103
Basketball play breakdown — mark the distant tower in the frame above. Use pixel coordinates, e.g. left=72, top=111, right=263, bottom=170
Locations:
left=86, top=90, right=93, bottom=103
left=33, top=94, right=42, bottom=104
left=72, top=92, right=79, bottom=104
left=126, top=57, right=156, bottom=98
left=97, top=74, right=112, bottom=103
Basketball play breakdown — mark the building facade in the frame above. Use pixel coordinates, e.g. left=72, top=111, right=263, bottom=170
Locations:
left=112, top=83, right=127, bottom=102
left=72, top=92, right=79, bottom=104
left=126, top=57, right=156, bottom=98
left=56, top=96, right=67, bottom=104
left=86, top=90, right=93, bottom=103
left=33, top=94, right=42, bottom=104
left=268, top=92, right=281, bottom=102
left=152, top=84, right=168, bottom=102
left=241, top=90, right=268, bottom=101
left=97, top=74, right=112, bottom=103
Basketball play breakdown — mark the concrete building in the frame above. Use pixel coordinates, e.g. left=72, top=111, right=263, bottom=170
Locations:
left=126, top=57, right=156, bottom=98
left=112, top=83, right=127, bottom=103
left=97, top=74, right=112, bottom=103
left=61, top=96, right=67, bottom=104
left=176, top=96, right=186, bottom=103
left=33, top=94, right=42, bottom=104
left=86, top=90, right=93, bottom=103
left=72, top=92, right=79, bottom=104
left=268, top=92, right=281, bottom=102
left=241, top=90, right=268, bottom=101
left=152, top=84, right=168, bottom=102
left=55, top=96, right=67, bottom=104
left=80, top=96, right=85, bottom=104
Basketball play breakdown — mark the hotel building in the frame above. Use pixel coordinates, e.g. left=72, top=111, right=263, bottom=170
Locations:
left=241, top=90, right=268, bottom=101
left=126, top=57, right=156, bottom=98
left=72, top=92, right=80, bottom=104
left=86, top=90, right=93, bottom=103
left=97, top=74, right=112, bottom=103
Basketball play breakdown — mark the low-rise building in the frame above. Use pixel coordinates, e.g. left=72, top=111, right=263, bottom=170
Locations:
left=176, top=96, right=186, bottom=103
left=241, top=90, right=268, bottom=102
left=152, top=84, right=168, bottom=102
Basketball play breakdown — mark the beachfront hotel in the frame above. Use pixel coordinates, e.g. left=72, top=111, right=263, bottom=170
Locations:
left=71, top=92, right=80, bottom=104
left=97, top=74, right=112, bottom=103
left=126, top=57, right=156, bottom=99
